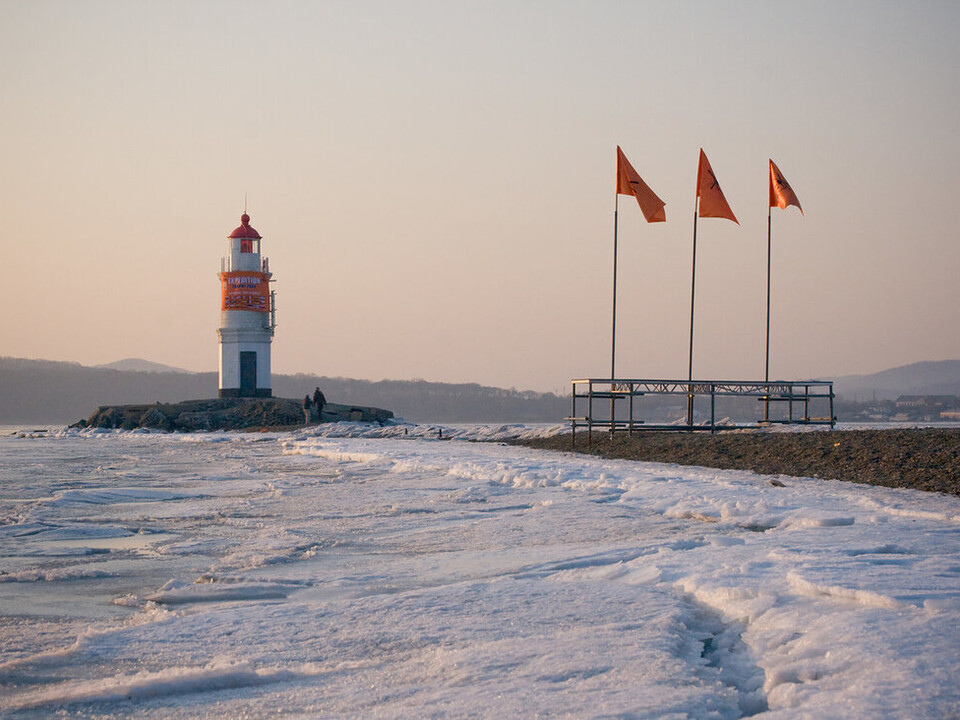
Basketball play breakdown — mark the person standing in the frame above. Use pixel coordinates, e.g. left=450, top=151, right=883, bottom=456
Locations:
left=313, top=387, right=326, bottom=420
left=302, top=395, right=312, bottom=424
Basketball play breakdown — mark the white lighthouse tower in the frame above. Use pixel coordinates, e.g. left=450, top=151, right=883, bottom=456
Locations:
left=218, top=212, right=276, bottom=398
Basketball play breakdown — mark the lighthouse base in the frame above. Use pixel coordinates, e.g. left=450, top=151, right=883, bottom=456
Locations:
left=219, top=388, right=273, bottom=399
left=218, top=330, right=273, bottom=399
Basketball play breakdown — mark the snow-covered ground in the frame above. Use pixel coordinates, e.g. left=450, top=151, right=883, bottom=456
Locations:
left=1, top=422, right=959, bottom=718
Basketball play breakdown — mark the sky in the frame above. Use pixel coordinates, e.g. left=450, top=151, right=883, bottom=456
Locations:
left=2, top=0, right=959, bottom=393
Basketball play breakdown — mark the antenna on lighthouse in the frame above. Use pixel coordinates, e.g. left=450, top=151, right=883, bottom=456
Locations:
left=243, top=193, right=248, bottom=215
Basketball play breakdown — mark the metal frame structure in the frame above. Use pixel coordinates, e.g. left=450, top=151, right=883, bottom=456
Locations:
left=568, top=378, right=835, bottom=446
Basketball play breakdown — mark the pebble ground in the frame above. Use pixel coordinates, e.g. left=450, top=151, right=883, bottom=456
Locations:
left=515, top=429, right=960, bottom=497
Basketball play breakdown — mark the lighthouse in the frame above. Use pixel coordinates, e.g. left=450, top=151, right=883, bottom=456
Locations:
left=218, top=212, right=276, bottom=398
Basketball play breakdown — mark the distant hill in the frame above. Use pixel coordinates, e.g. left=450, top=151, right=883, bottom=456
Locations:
left=6, top=356, right=960, bottom=426
left=95, top=358, right=196, bottom=374
left=834, top=360, right=960, bottom=401
left=0, top=357, right=567, bottom=425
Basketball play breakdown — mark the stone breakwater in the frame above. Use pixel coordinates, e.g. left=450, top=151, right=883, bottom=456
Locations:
left=515, top=428, right=960, bottom=497
left=74, top=398, right=394, bottom=432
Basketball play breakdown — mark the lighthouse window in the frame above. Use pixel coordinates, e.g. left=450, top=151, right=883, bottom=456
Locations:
left=241, top=239, right=253, bottom=253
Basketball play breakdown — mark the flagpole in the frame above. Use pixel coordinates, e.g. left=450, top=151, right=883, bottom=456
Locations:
left=687, top=198, right=699, bottom=425
left=764, top=204, right=772, bottom=422
left=610, top=193, right=620, bottom=432
left=611, top=194, right=619, bottom=380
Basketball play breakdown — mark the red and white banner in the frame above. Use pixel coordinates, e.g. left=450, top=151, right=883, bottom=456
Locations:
left=221, top=272, right=270, bottom=312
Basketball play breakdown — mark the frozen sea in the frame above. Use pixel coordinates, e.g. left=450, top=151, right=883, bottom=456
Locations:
left=1, top=422, right=959, bottom=718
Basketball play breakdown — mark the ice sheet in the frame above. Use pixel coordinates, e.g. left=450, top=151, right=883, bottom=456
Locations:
left=1, top=423, right=959, bottom=717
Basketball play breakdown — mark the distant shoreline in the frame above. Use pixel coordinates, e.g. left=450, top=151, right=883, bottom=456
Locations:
left=513, top=428, right=960, bottom=497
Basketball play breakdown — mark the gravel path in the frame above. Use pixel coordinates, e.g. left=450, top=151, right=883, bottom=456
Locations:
left=515, top=429, right=960, bottom=496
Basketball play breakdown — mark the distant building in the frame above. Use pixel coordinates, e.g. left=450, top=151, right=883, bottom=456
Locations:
left=895, top=395, right=960, bottom=409
left=218, top=213, right=276, bottom=398
left=894, top=395, right=960, bottom=420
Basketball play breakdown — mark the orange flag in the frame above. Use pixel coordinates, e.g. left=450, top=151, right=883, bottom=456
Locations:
left=769, top=159, right=803, bottom=215
left=616, top=146, right=666, bottom=223
left=696, top=149, right=738, bottom=224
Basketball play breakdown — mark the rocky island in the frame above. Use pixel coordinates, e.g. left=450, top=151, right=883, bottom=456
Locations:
left=74, top=397, right=394, bottom=432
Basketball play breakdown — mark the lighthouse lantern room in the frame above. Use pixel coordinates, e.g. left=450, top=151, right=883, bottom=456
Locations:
left=218, top=212, right=275, bottom=398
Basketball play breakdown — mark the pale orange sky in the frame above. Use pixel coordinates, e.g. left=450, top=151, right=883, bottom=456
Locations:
left=2, top=1, right=958, bottom=393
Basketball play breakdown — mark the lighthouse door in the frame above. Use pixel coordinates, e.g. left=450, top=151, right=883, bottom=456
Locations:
left=239, top=352, right=257, bottom=397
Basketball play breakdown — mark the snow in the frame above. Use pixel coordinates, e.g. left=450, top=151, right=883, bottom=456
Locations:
left=1, top=422, right=959, bottom=717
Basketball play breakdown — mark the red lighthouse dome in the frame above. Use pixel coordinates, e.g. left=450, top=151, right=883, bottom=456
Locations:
left=228, top=213, right=262, bottom=240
